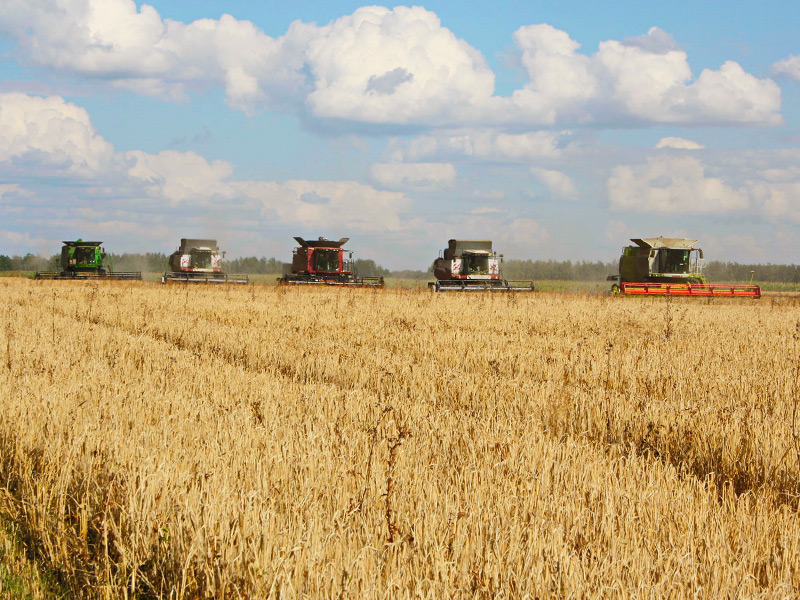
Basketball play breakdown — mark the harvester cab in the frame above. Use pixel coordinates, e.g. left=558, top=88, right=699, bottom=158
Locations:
left=429, top=239, right=534, bottom=292
left=162, top=238, right=248, bottom=284
left=618, top=238, right=707, bottom=286
left=278, top=237, right=384, bottom=287
left=64, top=241, right=105, bottom=272
left=34, top=240, right=142, bottom=280
left=609, top=237, right=760, bottom=298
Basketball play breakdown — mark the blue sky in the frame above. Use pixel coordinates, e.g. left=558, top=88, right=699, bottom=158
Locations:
left=1, top=1, right=799, bottom=269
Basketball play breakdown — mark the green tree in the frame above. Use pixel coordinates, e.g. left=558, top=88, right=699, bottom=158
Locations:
left=354, top=259, right=390, bottom=278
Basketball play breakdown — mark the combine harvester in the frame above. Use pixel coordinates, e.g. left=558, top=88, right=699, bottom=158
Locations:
left=608, top=237, right=761, bottom=298
left=34, top=240, right=141, bottom=280
left=429, top=239, right=534, bottom=292
left=278, top=237, right=384, bottom=287
left=161, top=238, right=248, bottom=284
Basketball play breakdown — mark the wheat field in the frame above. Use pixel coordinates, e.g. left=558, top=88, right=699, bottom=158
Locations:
left=1, top=278, right=799, bottom=598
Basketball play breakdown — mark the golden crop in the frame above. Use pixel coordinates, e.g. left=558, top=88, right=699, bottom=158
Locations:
left=1, top=278, right=799, bottom=598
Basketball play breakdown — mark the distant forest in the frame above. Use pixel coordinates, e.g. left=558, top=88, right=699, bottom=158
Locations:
left=1, top=252, right=799, bottom=283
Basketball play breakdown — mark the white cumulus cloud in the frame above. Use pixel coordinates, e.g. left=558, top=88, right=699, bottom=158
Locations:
left=506, top=25, right=780, bottom=126
left=655, top=137, right=704, bottom=150
left=0, top=2, right=783, bottom=127
left=0, top=0, right=308, bottom=110
left=387, top=130, right=567, bottom=162
left=608, top=155, right=750, bottom=214
left=748, top=173, right=800, bottom=223
left=0, top=93, right=413, bottom=242
left=772, top=54, right=800, bottom=81
left=303, top=6, right=496, bottom=124
left=530, top=167, right=578, bottom=200
left=0, top=93, right=115, bottom=176
left=236, top=180, right=411, bottom=232
left=370, top=162, right=456, bottom=189
left=127, top=150, right=235, bottom=203
left=507, top=217, right=550, bottom=246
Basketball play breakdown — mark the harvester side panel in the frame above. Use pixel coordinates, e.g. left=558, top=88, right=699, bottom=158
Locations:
left=292, top=247, right=309, bottom=274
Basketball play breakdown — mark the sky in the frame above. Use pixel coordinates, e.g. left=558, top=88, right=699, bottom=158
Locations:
left=1, top=0, right=799, bottom=269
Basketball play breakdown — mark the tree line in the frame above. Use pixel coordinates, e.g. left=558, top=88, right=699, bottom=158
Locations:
left=502, top=260, right=615, bottom=281
left=1, top=252, right=799, bottom=283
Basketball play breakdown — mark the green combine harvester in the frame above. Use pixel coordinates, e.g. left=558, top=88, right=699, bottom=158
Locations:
left=607, top=237, right=760, bottom=298
left=34, top=240, right=142, bottom=280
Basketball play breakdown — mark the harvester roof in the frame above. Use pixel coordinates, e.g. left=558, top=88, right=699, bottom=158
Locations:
left=444, top=239, right=494, bottom=258
left=449, top=239, right=492, bottom=251
left=62, top=240, right=102, bottom=247
left=177, top=238, right=219, bottom=252
left=293, top=237, right=349, bottom=248
left=630, top=237, right=699, bottom=250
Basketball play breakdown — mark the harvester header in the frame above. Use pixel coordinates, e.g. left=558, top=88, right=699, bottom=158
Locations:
left=429, top=239, right=534, bottom=292
left=609, top=236, right=760, bottom=298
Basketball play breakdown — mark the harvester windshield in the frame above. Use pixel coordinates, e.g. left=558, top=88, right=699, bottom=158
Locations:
left=73, top=246, right=98, bottom=265
left=191, top=249, right=213, bottom=269
left=659, top=249, right=693, bottom=274
left=462, top=253, right=490, bottom=275
left=314, top=249, right=340, bottom=272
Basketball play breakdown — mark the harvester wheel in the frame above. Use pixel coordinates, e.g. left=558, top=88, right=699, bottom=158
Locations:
left=611, top=283, right=621, bottom=296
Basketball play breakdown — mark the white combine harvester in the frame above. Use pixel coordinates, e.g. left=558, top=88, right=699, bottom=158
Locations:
left=428, top=239, right=534, bottom=292
left=161, top=238, right=248, bottom=284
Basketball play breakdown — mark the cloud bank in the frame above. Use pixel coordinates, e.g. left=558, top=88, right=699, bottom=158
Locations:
left=0, top=92, right=412, bottom=242
left=608, top=151, right=800, bottom=224
left=0, top=2, right=783, bottom=127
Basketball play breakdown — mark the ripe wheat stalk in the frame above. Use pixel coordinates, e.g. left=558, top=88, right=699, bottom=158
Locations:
left=0, top=278, right=798, bottom=598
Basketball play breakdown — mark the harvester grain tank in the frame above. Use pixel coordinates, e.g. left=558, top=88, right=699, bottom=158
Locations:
left=277, top=237, right=385, bottom=287
left=161, top=238, right=248, bottom=284
left=608, top=237, right=761, bottom=298
left=34, top=240, right=141, bottom=280
left=429, top=239, right=534, bottom=292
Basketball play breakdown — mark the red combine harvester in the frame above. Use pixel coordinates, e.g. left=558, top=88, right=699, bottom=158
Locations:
left=608, top=237, right=761, bottom=298
left=278, top=237, right=384, bottom=287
